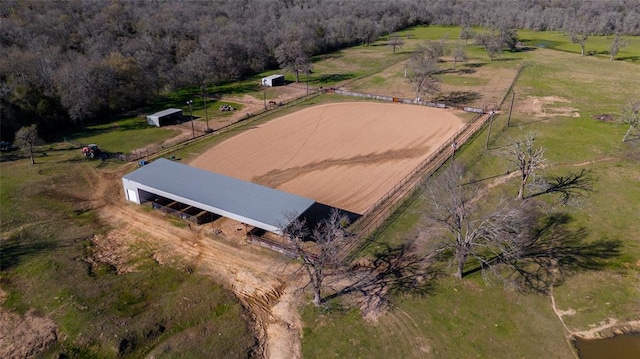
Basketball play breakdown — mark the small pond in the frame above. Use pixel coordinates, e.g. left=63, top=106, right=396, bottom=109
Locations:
left=574, top=333, right=640, bottom=359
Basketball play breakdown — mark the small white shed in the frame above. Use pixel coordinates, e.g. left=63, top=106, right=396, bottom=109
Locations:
left=261, top=74, right=285, bottom=87
left=146, top=108, right=183, bottom=127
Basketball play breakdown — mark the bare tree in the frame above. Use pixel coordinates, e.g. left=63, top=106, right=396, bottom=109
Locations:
left=475, top=31, right=503, bottom=61
left=504, top=133, right=547, bottom=200
left=14, top=124, right=43, bottom=164
left=388, top=35, right=404, bottom=54
left=499, top=28, right=519, bottom=52
left=569, top=24, right=590, bottom=56
left=275, top=41, right=311, bottom=83
left=285, top=209, right=350, bottom=306
left=609, top=33, right=629, bottom=61
left=621, top=99, right=640, bottom=142
left=451, top=41, right=467, bottom=69
left=407, top=44, right=440, bottom=100
left=459, top=25, right=475, bottom=45
left=423, top=164, right=529, bottom=278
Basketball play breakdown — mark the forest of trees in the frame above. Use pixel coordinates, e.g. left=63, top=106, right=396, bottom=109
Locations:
left=1, top=0, right=639, bottom=141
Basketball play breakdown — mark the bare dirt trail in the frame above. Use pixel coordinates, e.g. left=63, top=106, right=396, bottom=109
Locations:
left=95, top=168, right=304, bottom=359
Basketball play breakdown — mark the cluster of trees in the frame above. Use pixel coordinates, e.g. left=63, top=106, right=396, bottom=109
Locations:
left=1, top=0, right=638, bottom=141
left=285, top=131, right=609, bottom=306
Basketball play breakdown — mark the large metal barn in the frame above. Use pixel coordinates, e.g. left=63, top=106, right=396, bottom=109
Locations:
left=122, top=158, right=315, bottom=234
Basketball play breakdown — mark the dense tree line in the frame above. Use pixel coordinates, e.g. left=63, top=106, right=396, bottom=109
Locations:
left=1, top=0, right=638, bottom=141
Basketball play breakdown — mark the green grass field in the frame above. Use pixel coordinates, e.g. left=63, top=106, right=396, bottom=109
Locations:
left=298, top=25, right=640, bottom=358
left=2, top=24, right=639, bottom=358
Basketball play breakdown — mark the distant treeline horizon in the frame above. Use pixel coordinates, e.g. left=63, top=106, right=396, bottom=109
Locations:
left=1, top=0, right=638, bottom=140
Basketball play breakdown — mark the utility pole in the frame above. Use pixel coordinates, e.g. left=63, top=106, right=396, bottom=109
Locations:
left=507, top=90, right=515, bottom=127
left=202, top=86, right=210, bottom=132
left=187, top=100, right=194, bottom=138
left=261, top=78, right=268, bottom=111
left=485, top=110, right=495, bottom=150
left=450, top=141, right=458, bottom=167
left=306, top=70, right=309, bottom=95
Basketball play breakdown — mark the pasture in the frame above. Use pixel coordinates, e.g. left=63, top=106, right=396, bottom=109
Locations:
left=1, top=23, right=639, bottom=359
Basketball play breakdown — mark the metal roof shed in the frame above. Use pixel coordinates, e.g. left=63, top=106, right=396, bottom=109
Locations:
left=261, top=74, right=285, bottom=87
left=122, top=159, right=315, bottom=234
left=146, top=108, right=183, bottom=127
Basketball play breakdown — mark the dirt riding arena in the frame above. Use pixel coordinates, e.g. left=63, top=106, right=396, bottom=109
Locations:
left=190, top=102, right=465, bottom=215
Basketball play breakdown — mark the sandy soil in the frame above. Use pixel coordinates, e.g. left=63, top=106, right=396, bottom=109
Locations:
left=190, top=102, right=465, bottom=214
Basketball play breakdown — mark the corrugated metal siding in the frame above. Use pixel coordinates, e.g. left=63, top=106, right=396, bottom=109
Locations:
left=148, top=108, right=182, bottom=118
left=123, top=159, right=315, bottom=233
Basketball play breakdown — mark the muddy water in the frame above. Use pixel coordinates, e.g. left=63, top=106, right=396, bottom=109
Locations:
left=574, top=333, right=640, bottom=359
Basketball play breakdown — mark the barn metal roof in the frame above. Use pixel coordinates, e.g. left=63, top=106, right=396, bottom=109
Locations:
left=123, top=158, right=315, bottom=234
left=148, top=108, right=182, bottom=118
left=262, top=74, right=284, bottom=80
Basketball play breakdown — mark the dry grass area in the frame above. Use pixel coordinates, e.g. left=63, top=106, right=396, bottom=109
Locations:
left=190, top=102, right=465, bottom=214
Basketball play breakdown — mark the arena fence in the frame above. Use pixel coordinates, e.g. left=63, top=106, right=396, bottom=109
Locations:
left=116, top=90, right=322, bottom=162
left=246, top=232, right=300, bottom=258
left=331, top=89, right=488, bottom=113
left=341, top=64, right=525, bottom=258
left=343, top=111, right=491, bottom=258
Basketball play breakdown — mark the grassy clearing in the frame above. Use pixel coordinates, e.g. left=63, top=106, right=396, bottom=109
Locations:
left=300, top=26, right=639, bottom=358
left=302, top=279, right=573, bottom=358
left=0, top=148, right=255, bottom=358
left=64, top=118, right=177, bottom=154
left=518, top=30, right=640, bottom=63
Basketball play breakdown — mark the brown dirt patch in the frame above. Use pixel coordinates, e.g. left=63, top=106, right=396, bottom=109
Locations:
left=0, top=289, right=58, bottom=358
left=593, top=114, right=616, bottom=122
left=190, top=102, right=465, bottom=214
left=517, top=95, right=580, bottom=118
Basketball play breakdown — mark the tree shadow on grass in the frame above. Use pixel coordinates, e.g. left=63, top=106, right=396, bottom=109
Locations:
left=324, top=241, right=439, bottom=307
left=433, top=91, right=482, bottom=106
left=312, top=73, right=355, bottom=85
left=528, top=169, right=595, bottom=204
left=0, top=236, right=58, bottom=271
left=496, top=212, right=621, bottom=293
left=463, top=62, right=486, bottom=68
